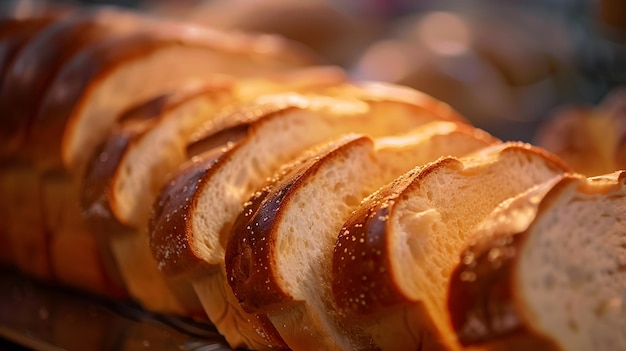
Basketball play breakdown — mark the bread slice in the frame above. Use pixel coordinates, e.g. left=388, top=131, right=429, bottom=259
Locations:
left=6, top=15, right=312, bottom=308
left=149, top=89, right=465, bottom=349
left=330, top=142, right=571, bottom=350
left=29, top=21, right=316, bottom=176
left=81, top=83, right=227, bottom=315
left=80, top=68, right=346, bottom=315
left=224, top=121, right=498, bottom=350
left=448, top=171, right=626, bottom=351
left=0, top=7, right=142, bottom=160
left=152, top=87, right=464, bottom=274
left=86, top=67, right=346, bottom=230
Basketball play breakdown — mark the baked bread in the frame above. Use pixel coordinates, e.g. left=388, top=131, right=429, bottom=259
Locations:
left=80, top=68, right=346, bottom=315
left=0, top=162, right=45, bottom=277
left=86, top=67, right=346, bottom=231
left=41, top=170, right=126, bottom=297
left=0, top=7, right=141, bottom=290
left=448, top=171, right=626, bottom=351
left=0, top=6, right=69, bottom=276
left=0, top=3, right=70, bottom=91
left=1, top=5, right=620, bottom=350
left=81, top=82, right=233, bottom=315
left=29, top=20, right=317, bottom=176
left=0, top=6, right=315, bottom=299
left=150, top=88, right=465, bottom=349
left=0, top=6, right=68, bottom=85
left=225, top=121, right=498, bottom=350
left=0, top=7, right=142, bottom=160
left=331, top=142, right=570, bottom=350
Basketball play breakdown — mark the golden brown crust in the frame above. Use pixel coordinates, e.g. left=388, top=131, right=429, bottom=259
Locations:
left=149, top=150, right=229, bottom=278
left=81, top=87, right=241, bottom=309
left=30, top=28, right=179, bottom=172
left=0, top=8, right=142, bottom=160
left=333, top=143, right=571, bottom=320
left=150, top=105, right=305, bottom=279
left=79, top=92, right=180, bottom=293
left=29, top=22, right=317, bottom=172
left=0, top=15, right=69, bottom=157
left=332, top=180, right=410, bottom=316
left=0, top=16, right=56, bottom=41
left=448, top=231, right=529, bottom=344
left=185, top=100, right=296, bottom=155
left=445, top=173, right=622, bottom=350
left=226, top=136, right=369, bottom=313
left=80, top=95, right=167, bottom=232
left=331, top=160, right=458, bottom=319
left=225, top=182, right=287, bottom=311
left=81, top=83, right=231, bottom=230
left=185, top=122, right=251, bottom=159
left=446, top=198, right=569, bottom=351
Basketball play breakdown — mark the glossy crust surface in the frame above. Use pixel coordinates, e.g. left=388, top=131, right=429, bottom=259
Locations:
left=81, top=93, right=171, bottom=232
left=81, top=83, right=230, bottom=230
left=448, top=226, right=542, bottom=345
left=0, top=8, right=142, bottom=159
left=149, top=147, right=232, bottom=277
left=332, top=167, right=420, bottom=318
left=225, top=136, right=366, bottom=312
left=447, top=171, right=626, bottom=350
left=0, top=14, right=69, bottom=158
left=29, top=22, right=317, bottom=172
left=149, top=104, right=301, bottom=277
left=331, top=143, right=571, bottom=318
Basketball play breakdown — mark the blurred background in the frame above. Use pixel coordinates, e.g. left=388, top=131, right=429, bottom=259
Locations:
left=22, top=0, right=626, bottom=142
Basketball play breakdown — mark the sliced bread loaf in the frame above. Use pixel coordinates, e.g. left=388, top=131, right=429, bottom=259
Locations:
left=4, top=17, right=314, bottom=305
left=86, top=67, right=346, bottom=231
left=81, top=68, right=346, bottom=315
left=151, top=88, right=463, bottom=274
left=0, top=6, right=71, bottom=155
left=0, top=7, right=142, bottom=159
left=225, top=121, right=497, bottom=350
left=331, top=142, right=571, bottom=350
left=149, top=89, right=465, bottom=348
left=0, top=11, right=69, bottom=261
left=29, top=21, right=316, bottom=176
left=0, top=8, right=141, bottom=293
left=448, top=171, right=626, bottom=351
